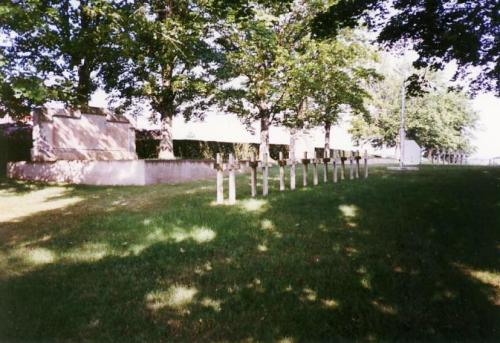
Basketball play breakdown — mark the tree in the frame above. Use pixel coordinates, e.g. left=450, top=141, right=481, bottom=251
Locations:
left=407, top=90, right=477, bottom=155
left=312, top=0, right=500, bottom=96
left=100, top=1, right=229, bottom=159
left=350, top=67, right=478, bottom=155
left=219, top=1, right=375, bottom=159
left=276, top=26, right=379, bottom=159
left=217, top=1, right=300, bottom=159
left=0, top=0, right=119, bottom=116
left=305, top=35, right=379, bottom=154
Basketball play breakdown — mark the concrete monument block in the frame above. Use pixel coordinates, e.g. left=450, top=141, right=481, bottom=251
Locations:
left=31, top=106, right=137, bottom=161
left=402, top=140, right=422, bottom=165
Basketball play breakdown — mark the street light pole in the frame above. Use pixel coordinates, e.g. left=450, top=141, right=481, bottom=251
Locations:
left=399, top=80, right=406, bottom=169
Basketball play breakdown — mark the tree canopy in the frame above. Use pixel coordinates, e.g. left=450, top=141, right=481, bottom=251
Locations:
left=219, top=1, right=378, bottom=158
left=99, top=0, right=227, bottom=158
left=0, top=0, right=487, bottom=159
left=350, top=67, right=478, bottom=154
left=313, top=0, right=500, bottom=96
left=280, top=30, right=380, bottom=155
left=0, top=0, right=120, bottom=115
left=217, top=1, right=304, bottom=158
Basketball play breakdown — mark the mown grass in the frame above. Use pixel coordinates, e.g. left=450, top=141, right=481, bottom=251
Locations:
left=0, top=166, right=499, bottom=342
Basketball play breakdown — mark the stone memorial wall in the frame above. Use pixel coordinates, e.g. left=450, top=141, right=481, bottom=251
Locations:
left=31, top=107, right=137, bottom=161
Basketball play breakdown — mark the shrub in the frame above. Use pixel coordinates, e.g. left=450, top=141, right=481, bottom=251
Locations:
left=135, top=130, right=290, bottom=161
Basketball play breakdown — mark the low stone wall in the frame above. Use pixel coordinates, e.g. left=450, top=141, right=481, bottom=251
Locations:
left=144, top=160, right=216, bottom=185
left=6, top=157, right=399, bottom=186
left=7, top=160, right=217, bottom=186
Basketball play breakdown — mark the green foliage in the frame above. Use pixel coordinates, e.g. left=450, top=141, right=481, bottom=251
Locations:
left=0, top=0, right=120, bottom=116
left=0, top=0, right=483, bottom=158
left=313, top=0, right=500, bottom=95
left=101, top=1, right=224, bottom=120
left=350, top=66, right=478, bottom=153
left=217, top=2, right=298, bottom=124
left=284, top=30, right=381, bottom=129
left=218, top=1, right=379, bottom=158
left=0, top=74, right=48, bottom=118
left=136, top=136, right=288, bottom=160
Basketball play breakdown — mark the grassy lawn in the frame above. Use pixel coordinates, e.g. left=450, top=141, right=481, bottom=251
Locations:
left=0, top=166, right=499, bottom=342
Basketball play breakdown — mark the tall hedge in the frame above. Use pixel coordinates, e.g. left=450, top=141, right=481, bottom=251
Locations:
left=136, top=137, right=289, bottom=161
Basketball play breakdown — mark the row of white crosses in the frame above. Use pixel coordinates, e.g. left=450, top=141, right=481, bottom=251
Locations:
left=214, top=150, right=369, bottom=205
left=431, top=150, right=467, bottom=165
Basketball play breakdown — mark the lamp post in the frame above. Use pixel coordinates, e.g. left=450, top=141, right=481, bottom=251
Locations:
left=399, top=80, right=406, bottom=169
left=387, top=65, right=419, bottom=172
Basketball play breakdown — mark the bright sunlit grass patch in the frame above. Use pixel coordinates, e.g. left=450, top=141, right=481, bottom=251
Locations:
left=371, top=299, right=397, bottom=315
left=146, top=285, right=198, bottom=312
left=456, top=264, right=500, bottom=289
left=24, top=247, right=56, bottom=265
left=338, top=204, right=359, bottom=228
left=62, top=242, right=111, bottom=262
left=257, top=243, right=268, bottom=252
left=239, top=198, right=268, bottom=212
left=321, top=298, right=340, bottom=309
left=454, top=262, right=500, bottom=305
left=200, top=297, right=222, bottom=312
left=0, top=186, right=83, bottom=222
left=0, top=247, right=57, bottom=276
left=338, top=204, right=359, bottom=218
left=146, top=226, right=216, bottom=244
left=472, top=270, right=500, bottom=289
left=171, top=226, right=216, bottom=243
left=301, top=288, right=318, bottom=302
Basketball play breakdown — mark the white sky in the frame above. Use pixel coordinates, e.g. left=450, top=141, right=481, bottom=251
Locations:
left=470, top=93, right=500, bottom=159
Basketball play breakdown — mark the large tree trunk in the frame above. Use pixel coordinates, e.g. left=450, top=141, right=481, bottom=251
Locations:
left=158, top=114, right=175, bottom=159
left=259, top=112, right=270, bottom=161
left=156, top=5, right=175, bottom=159
left=324, top=121, right=331, bottom=157
left=76, top=61, right=92, bottom=108
left=74, top=1, right=93, bottom=109
left=158, top=56, right=175, bottom=159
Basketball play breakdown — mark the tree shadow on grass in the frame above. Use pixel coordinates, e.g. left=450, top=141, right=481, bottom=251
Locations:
left=0, top=167, right=499, bottom=342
